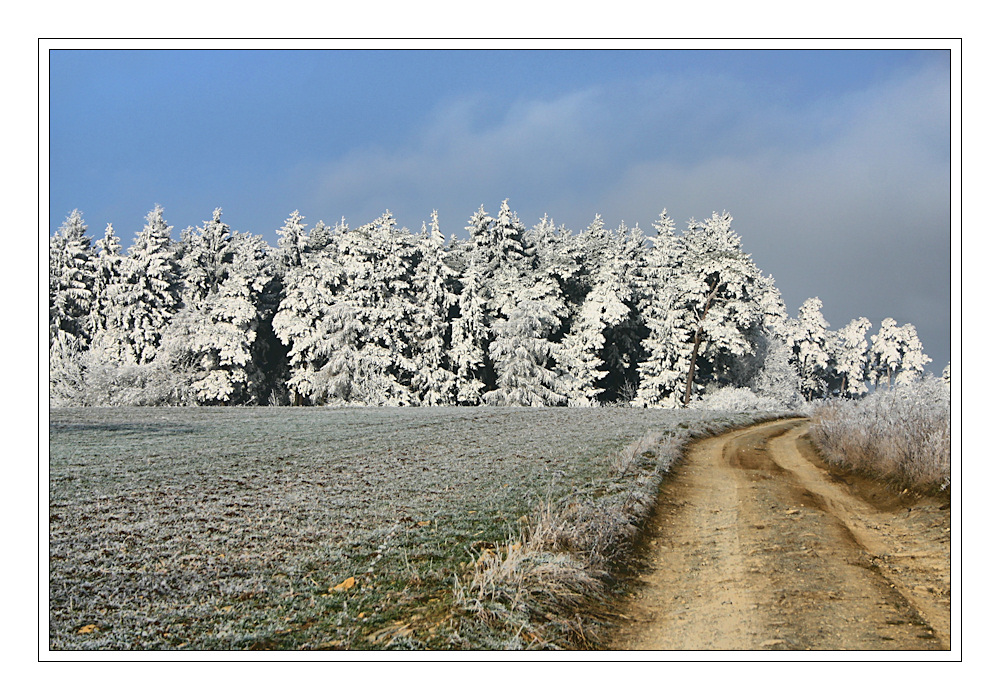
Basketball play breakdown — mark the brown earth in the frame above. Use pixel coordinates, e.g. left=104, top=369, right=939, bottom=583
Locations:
left=607, top=418, right=951, bottom=651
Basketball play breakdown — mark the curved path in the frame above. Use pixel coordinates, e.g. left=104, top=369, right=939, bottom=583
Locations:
left=608, top=418, right=951, bottom=651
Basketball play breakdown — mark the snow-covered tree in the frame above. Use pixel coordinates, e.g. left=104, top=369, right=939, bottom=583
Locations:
left=750, top=331, right=802, bottom=408
left=526, top=215, right=580, bottom=309
left=830, top=317, right=871, bottom=398
left=868, top=318, right=904, bottom=388
left=49, top=210, right=95, bottom=347
left=272, top=229, right=343, bottom=404
left=119, top=205, right=181, bottom=364
left=49, top=329, right=85, bottom=405
left=670, top=212, right=771, bottom=405
left=788, top=297, right=831, bottom=400
left=305, top=218, right=343, bottom=254
left=347, top=212, right=420, bottom=405
left=633, top=210, right=689, bottom=408
left=557, top=300, right=610, bottom=406
left=449, top=251, right=490, bottom=405
left=159, top=213, right=274, bottom=404
left=466, top=204, right=495, bottom=272
left=89, top=224, right=122, bottom=338
left=483, top=277, right=567, bottom=407
left=558, top=227, right=640, bottom=405
left=279, top=211, right=423, bottom=406
left=87, top=223, right=138, bottom=366
left=483, top=200, right=534, bottom=320
left=409, top=212, right=458, bottom=405
left=633, top=290, right=690, bottom=408
left=895, top=323, right=932, bottom=386
left=276, top=210, right=307, bottom=269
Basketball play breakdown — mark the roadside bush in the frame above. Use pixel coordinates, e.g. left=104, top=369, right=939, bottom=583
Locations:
left=693, top=386, right=797, bottom=413
left=808, top=377, right=951, bottom=492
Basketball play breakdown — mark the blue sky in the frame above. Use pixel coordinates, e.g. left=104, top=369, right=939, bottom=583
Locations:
left=48, top=47, right=953, bottom=373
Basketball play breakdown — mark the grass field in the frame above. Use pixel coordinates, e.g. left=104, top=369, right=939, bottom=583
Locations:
left=48, top=406, right=784, bottom=651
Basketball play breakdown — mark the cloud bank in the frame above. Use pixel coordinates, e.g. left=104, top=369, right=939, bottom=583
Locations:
left=290, top=60, right=950, bottom=370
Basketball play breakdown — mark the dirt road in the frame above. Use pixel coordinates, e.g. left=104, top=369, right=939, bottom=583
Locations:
left=608, top=418, right=951, bottom=651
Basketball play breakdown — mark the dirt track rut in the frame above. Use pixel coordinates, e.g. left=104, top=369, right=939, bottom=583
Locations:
left=608, top=418, right=951, bottom=651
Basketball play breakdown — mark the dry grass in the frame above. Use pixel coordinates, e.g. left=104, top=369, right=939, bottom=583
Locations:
left=808, top=379, right=951, bottom=493
left=452, top=429, right=716, bottom=648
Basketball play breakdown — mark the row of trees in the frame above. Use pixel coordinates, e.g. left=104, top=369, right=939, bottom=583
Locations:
left=48, top=201, right=933, bottom=408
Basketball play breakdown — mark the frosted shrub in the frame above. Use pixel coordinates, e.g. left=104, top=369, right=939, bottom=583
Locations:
left=809, top=378, right=951, bottom=491
left=53, top=349, right=190, bottom=406
left=693, top=386, right=791, bottom=413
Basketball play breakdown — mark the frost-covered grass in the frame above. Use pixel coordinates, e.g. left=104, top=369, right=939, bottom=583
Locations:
left=49, top=406, right=785, bottom=651
left=808, top=379, right=951, bottom=493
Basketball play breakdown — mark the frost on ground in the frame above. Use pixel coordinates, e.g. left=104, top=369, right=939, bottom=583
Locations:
left=48, top=406, right=783, bottom=651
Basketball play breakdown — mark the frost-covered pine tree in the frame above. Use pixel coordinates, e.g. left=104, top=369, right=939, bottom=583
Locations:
left=160, top=211, right=273, bottom=404
left=277, top=210, right=307, bottom=269
left=306, top=218, right=341, bottom=254
left=272, top=223, right=343, bottom=404
left=788, top=297, right=832, bottom=400
left=484, top=199, right=534, bottom=320
left=483, top=277, right=567, bottom=407
left=830, top=317, right=871, bottom=398
left=669, top=212, right=770, bottom=405
left=557, top=299, right=610, bottom=406
left=89, top=224, right=121, bottom=337
left=284, top=211, right=421, bottom=406
left=119, top=205, right=181, bottom=364
left=409, top=212, right=458, bottom=405
left=633, top=209, right=690, bottom=408
left=348, top=212, right=420, bottom=405
left=178, top=208, right=233, bottom=302
left=750, top=331, right=802, bottom=407
left=895, top=322, right=931, bottom=386
left=636, top=209, right=680, bottom=314
left=48, top=211, right=92, bottom=404
left=86, top=223, right=138, bottom=366
left=868, top=318, right=904, bottom=388
left=449, top=251, right=490, bottom=405
left=49, top=328, right=85, bottom=406
left=49, top=210, right=95, bottom=347
left=576, top=214, right=611, bottom=271
left=466, top=204, right=496, bottom=273
left=557, top=226, right=639, bottom=405
left=633, top=291, right=690, bottom=408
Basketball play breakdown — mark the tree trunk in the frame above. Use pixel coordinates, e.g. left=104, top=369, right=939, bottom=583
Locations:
left=682, top=279, right=722, bottom=407
left=682, top=326, right=705, bottom=406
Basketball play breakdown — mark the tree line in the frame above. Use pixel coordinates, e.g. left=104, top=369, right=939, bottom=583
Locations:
left=48, top=200, right=934, bottom=408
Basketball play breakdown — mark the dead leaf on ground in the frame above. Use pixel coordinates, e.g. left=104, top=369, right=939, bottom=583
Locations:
left=331, top=576, right=355, bottom=592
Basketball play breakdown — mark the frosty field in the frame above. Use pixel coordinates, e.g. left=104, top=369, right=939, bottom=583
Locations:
left=48, top=406, right=781, bottom=651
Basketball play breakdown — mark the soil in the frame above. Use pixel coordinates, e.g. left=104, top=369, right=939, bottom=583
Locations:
left=606, top=418, right=951, bottom=651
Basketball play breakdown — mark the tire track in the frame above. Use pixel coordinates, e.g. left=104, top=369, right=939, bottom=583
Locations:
left=608, top=418, right=950, bottom=651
